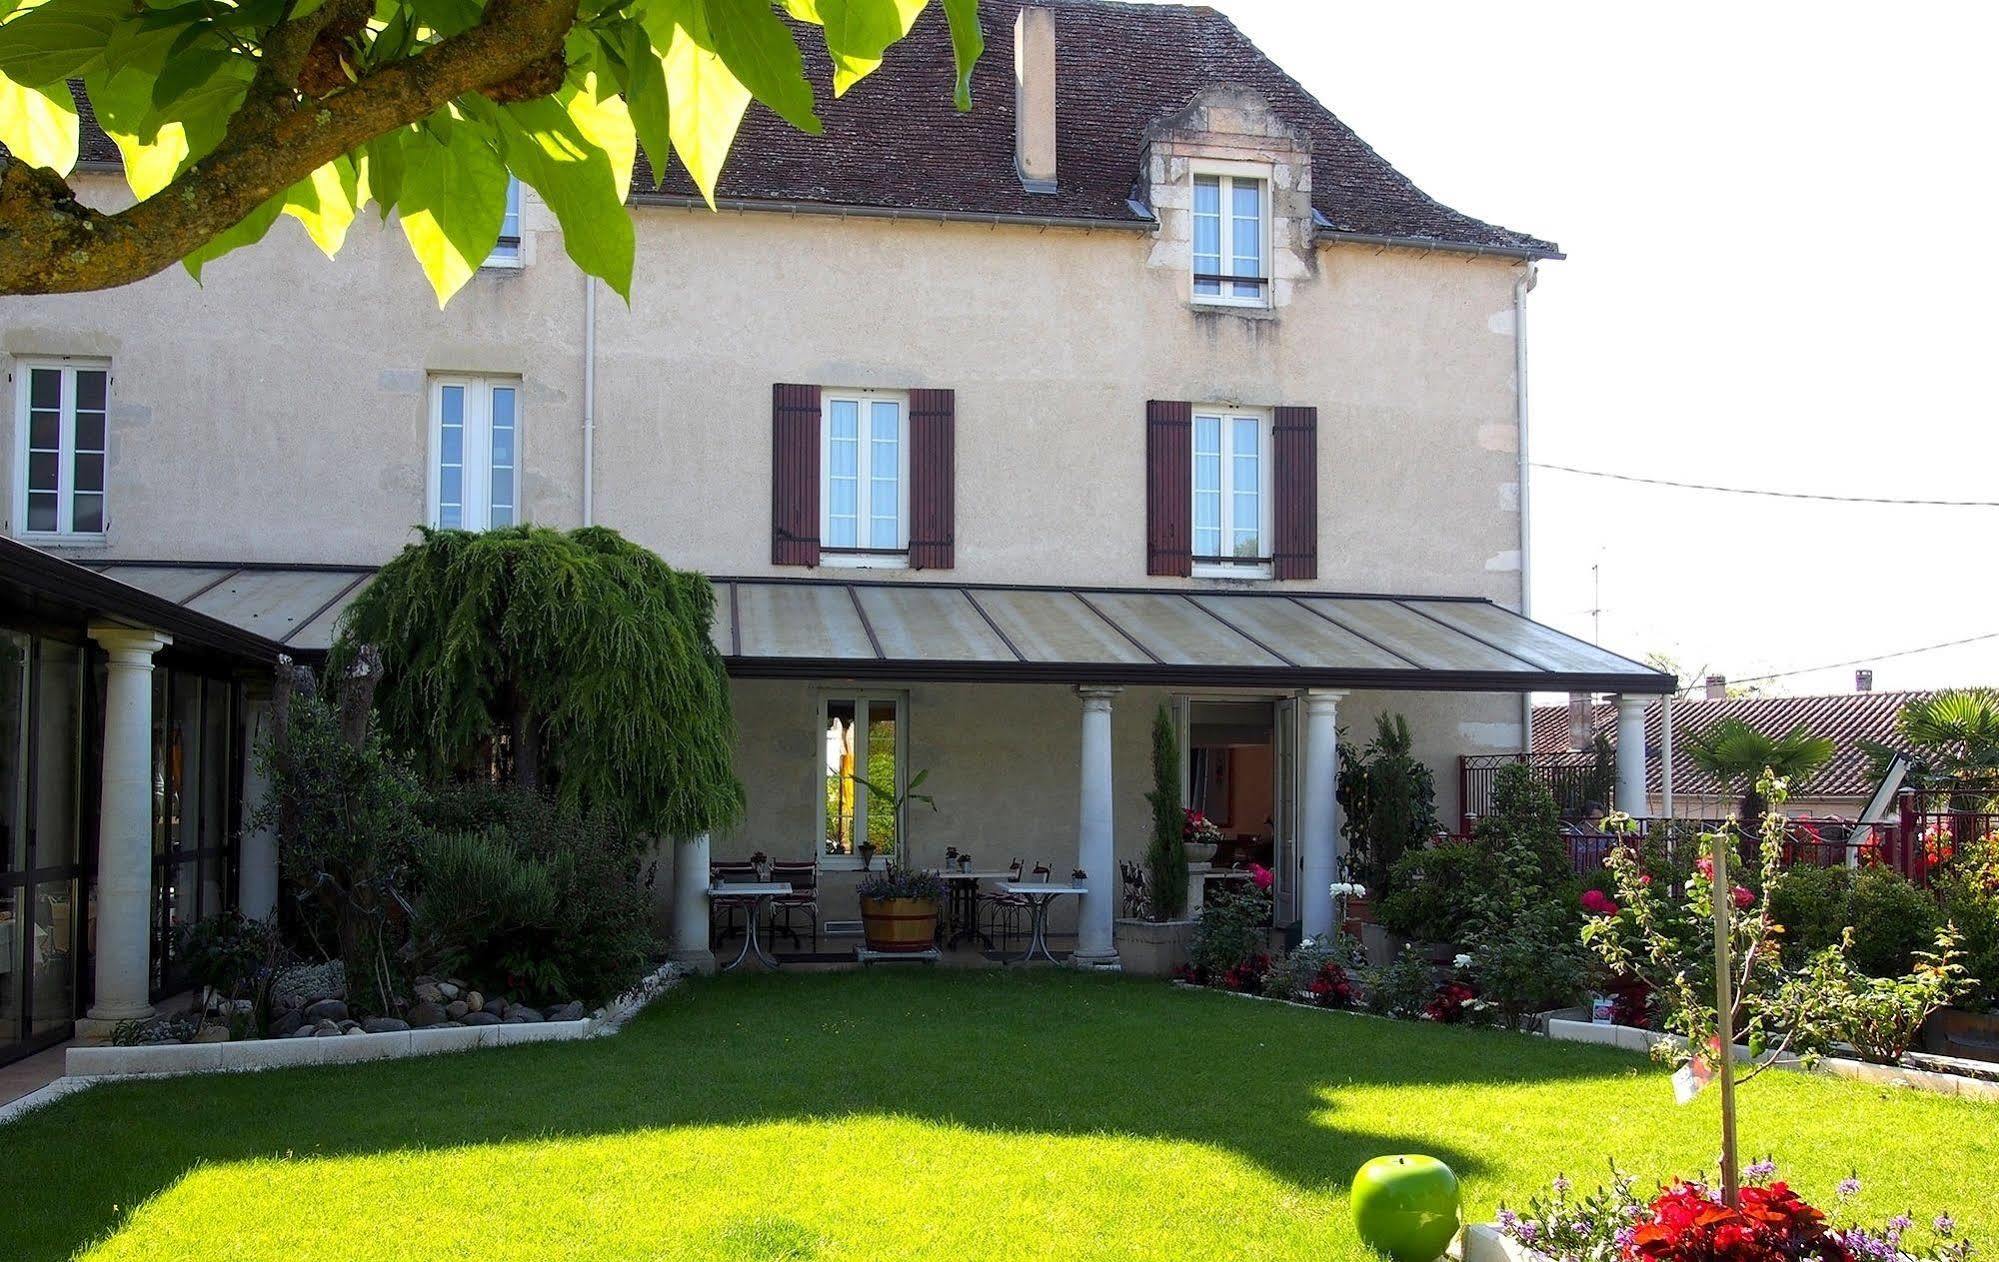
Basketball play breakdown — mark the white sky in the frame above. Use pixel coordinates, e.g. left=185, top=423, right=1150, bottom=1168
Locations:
left=1192, top=0, right=1999, bottom=697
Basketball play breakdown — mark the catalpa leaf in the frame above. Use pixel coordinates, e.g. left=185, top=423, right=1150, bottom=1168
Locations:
left=0, top=70, right=77, bottom=172
left=939, top=0, right=979, bottom=110
left=282, top=156, right=361, bottom=257
left=702, top=0, right=817, bottom=133
left=641, top=0, right=751, bottom=207
left=500, top=75, right=636, bottom=298
left=182, top=186, right=283, bottom=281
left=0, top=0, right=126, bottom=86
left=788, top=0, right=924, bottom=97
left=395, top=120, right=508, bottom=306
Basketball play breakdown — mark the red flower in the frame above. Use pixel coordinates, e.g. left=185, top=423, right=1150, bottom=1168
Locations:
left=1581, top=888, right=1621, bottom=916
left=1250, top=863, right=1274, bottom=891
left=1732, top=886, right=1754, bottom=910
left=1626, top=1181, right=1847, bottom=1262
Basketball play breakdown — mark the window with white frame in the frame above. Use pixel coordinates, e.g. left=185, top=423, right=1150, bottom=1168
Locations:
left=821, top=693, right=905, bottom=867
left=483, top=179, right=523, bottom=268
left=12, top=360, right=109, bottom=538
left=1191, top=406, right=1273, bottom=575
left=429, top=376, right=520, bottom=530
left=1191, top=168, right=1268, bottom=307
left=821, top=389, right=908, bottom=565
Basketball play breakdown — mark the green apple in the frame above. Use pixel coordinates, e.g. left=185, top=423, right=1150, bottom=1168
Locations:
left=1350, top=1154, right=1461, bottom=1262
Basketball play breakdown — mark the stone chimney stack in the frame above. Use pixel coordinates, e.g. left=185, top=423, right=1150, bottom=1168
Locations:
left=1014, top=6, right=1058, bottom=193
left=1704, top=674, right=1728, bottom=701
left=1855, top=669, right=1874, bottom=693
left=1568, top=693, right=1595, bottom=750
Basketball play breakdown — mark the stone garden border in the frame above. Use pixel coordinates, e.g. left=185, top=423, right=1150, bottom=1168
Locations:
left=0, top=962, right=691, bottom=1129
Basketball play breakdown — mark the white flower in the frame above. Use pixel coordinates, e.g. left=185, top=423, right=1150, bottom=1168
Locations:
left=1328, top=882, right=1368, bottom=898
left=1453, top=953, right=1472, bottom=969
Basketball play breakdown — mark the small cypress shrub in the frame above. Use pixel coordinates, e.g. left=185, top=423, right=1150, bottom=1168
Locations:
left=1144, top=704, right=1189, bottom=920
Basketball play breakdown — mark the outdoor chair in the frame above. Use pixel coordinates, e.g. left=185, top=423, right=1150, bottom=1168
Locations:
left=767, top=859, right=820, bottom=953
left=708, top=860, right=760, bottom=947
left=979, top=859, right=1029, bottom=950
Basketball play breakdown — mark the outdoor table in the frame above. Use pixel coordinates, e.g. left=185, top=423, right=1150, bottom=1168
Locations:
left=1187, top=865, right=1254, bottom=917
left=705, top=882, right=792, bottom=971
left=995, top=881, right=1086, bottom=965
left=936, top=870, right=1016, bottom=950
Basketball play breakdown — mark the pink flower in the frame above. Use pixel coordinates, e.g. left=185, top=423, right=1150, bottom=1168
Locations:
left=1732, top=886, right=1754, bottom=910
left=1250, top=863, right=1273, bottom=891
left=1581, top=889, right=1620, bottom=916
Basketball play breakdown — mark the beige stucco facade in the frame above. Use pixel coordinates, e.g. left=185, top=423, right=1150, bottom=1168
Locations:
left=5, top=147, right=1537, bottom=944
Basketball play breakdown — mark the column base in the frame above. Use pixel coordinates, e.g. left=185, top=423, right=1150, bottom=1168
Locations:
left=1067, top=949, right=1122, bottom=972
left=75, top=1006, right=155, bottom=1042
left=668, top=947, right=718, bottom=976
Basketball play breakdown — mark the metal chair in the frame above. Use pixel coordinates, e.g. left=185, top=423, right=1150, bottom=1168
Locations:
left=767, top=859, right=820, bottom=953
left=708, top=859, right=759, bottom=947
left=979, top=859, right=1029, bottom=950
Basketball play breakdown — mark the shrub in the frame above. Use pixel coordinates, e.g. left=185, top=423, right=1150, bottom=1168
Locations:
left=1376, top=841, right=1497, bottom=941
left=1845, top=865, right=1939, bottom=977
left=1783, top=926, right=1972, bottom=1063
left=1337, top=712, right=1438, bottom=892
left=1265, top=934, right=1363, bottom=1006
left=1766, top=863, right=1850, bottom=962
left=1470, top=903, right=1589, bottom=1028
left=1935, top=874, right=1999, bottom=1012
left=413, top=786, right=659, bottom=1004
left=1362, top=947, right=1435, bottom=1019
left=1187, top=884, right=1272, bottom=986
left=1143, top=705, right=1189, bottom=921
left=1471, top=763, right=1568, bottom=891
left=174, top=910, right=278, bottom=1004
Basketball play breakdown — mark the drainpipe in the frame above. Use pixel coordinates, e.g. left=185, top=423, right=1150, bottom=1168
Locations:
left=1514, top=262, right=1538, bottom=755
left=582, top=274, right=597, bottom=527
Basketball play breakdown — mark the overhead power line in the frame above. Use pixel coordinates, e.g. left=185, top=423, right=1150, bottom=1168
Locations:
left=1731, top=631, right=1999, bottom=685
left=1530, top=462, right=1999, bottom=507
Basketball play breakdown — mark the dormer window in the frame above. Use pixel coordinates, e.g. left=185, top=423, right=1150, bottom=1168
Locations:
left=1191, top=165, right=1269, bottom=308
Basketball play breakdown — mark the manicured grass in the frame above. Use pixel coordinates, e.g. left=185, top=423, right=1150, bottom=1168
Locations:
left=7, top=971, right=1996, bottom=1261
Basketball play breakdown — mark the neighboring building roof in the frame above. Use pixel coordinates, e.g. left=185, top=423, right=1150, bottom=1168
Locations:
left=1533, top=691, right=1936, bottom=804
left=66, top=0, right=1557, bottom=257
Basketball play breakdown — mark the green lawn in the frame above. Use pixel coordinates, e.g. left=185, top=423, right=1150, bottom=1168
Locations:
left=8, top=970, right=1996, bottom=1261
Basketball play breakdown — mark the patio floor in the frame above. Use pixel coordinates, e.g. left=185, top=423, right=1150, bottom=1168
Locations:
left=6, top=971, right=1993, bottom=1261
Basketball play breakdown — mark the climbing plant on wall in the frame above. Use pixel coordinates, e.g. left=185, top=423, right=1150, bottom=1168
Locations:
left=332, top=524, right=743, bottom=838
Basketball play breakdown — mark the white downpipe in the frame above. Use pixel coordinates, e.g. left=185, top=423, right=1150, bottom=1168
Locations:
left=582, top=275, right=597, bottom=527
left=1514, top=262, right=1538, bottom=755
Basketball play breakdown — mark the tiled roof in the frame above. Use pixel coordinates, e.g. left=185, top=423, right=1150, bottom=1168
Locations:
left=67, top=0, right=1556, bottom=256
left=1533, top=691, right=1935, bottom=803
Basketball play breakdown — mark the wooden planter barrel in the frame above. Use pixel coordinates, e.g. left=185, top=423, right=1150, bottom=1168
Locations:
left=859, top=897, right=940, bottom=953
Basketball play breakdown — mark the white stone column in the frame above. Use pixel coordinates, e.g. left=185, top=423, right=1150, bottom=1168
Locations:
left=237, top=685, right=280, bottom=920
left=670, top=831, right=716, bottom=974
left=1616, top=693, right=1650, bottom=819
left=1071, top=685, right=1121, bottom=967
left=1299, top=688, right=1346, bottom=940
left=82, top=624, right=170, bottom=1032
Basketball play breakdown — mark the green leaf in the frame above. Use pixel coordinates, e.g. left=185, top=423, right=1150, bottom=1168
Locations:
left=787, top=0, right=923, bottom=96
left=702, top=0, right=817, bottom=132
left=619, top=15, right=669, bottom=188
left=395, top=119, right=509, bottom=306
left=86, top=54, right=248, bottom=200
left=282, top=156, right=361, bottom=257
left=938, top=0, right=979, bottom=110
left=182, top=186, right=284, bottom=281
left=499, top=76, right=636, bottom=299
left=364, top=128, right=408, bottom=218
left=0, top=0, right=126, bottom=86
left=0, top=70, right=77, bottom=171
left=640, top=0, right=751, bottom=206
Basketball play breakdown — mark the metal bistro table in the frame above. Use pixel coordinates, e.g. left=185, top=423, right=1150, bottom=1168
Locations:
left=995, top=881, right=1086, bottom=965
left=938, top=869, right=1016, bottom=949
left=705, top=882, right=792, bottom=971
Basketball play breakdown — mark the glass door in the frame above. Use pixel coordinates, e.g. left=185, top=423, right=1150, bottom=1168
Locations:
left=1274, top=696, right=1298, bottom=928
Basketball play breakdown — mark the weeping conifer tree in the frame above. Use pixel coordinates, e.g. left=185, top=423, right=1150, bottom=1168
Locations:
left=330, top=525, right=744, bottom=838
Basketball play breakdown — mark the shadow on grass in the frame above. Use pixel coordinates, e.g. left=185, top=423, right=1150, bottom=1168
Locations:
left=6, top=970, right=1650, bottom=1259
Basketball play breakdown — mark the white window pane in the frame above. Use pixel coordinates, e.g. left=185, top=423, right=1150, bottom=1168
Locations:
left=440, top=466, right=462, bottom=506
left=1194, top=452, right=1221, bottom=496
left=490, top=467, right=513, bottom=510
left=1194, top=416, right=1222, bottom=456
left=28, top=410, right=59, bottom=451
left=74, top=370, right=106, bottom=412
left=490, top=387, right=516, bottom=430
left=489, top=505, right=513, bottom=528
left=73, top=408, right=104, bottom=452
left=73, top=452, right=103, bottom=492
left=71, top=493, right=103, bottom=534
left=26, top=493, right=57, bottom=532
left=440, top=385, right=464, bottom=427
left=829, top=480, right=858, bottom=517
left=26, top=451, right=57, bottom=491
left=1194, top=176, right=1220, bottom=214
left=440, top=425, right=463, bottom=466
left=830, top=399, right=859, bottom=434
left=439, top=505, right=462, bottom=529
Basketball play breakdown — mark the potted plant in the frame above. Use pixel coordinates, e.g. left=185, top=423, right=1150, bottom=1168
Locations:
left=1183, top=807, right=1223, bottom=866
left=856, top=840, right=876, bottom=870
left=856, top=865, right=946, bottom=953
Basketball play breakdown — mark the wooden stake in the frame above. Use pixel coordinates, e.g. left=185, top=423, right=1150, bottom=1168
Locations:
left=1712, top=829, right=1740, bottom=1207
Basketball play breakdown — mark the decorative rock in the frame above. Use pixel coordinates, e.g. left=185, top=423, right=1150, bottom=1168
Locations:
left=269, top=1010, right=306, bottom=1038
left=464, top=991, right=484, bottom=1012
left=270, top=960, right=346, bottom=1011
left=462, top=1011, right=501, bottom=1026
left=302, top=998, right=349, bottom=1024
left=315, top=1026, right=344, bottom=1037
left=440, top=1020, right=466, bottom=1028
left=436, top=982, right=461, bottom=1001
left=505, top=1006, right=544, bottom=1023
left=547, top=1001, right=585, bottom=1022
left=413, top=981, right=445, bottom=1005
left=289, top=1026, right=318, bottom=1038
left=445, top=1000, right=470, bottom=1021
left=481, top=997, right=506, bottom=1017
left=192, top=1025, right=231, bottom=1043
left=361, top=1016, right=411, bottom=1034
left=406, top=1001, right=446, bottom=1029
left=445, top=978, right=467, bottom=991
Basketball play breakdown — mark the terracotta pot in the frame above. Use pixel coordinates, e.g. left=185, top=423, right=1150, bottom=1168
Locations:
left=860, top=897, right=939, bottom=953
left=1343, top=895, right=1376, bottom=926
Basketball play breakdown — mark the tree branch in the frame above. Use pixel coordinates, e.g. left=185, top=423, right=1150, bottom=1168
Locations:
left=0, top=0, right=579, bottom=294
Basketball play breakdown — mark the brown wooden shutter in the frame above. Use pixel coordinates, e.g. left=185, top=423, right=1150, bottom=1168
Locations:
left=1272, top=405, right=1318, bottom=580
left=771, top=383, right=821, bottom=566
left=1145, top=399, right=1193, bottom=577
left=908, top=388, right=955, bottom=569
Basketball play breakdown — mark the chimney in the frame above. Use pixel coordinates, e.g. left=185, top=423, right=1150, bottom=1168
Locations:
left=1704, top=674, right=1727, bottom=701
left=1855, top=669, right=1874, bottom=693
left=1568, top=693, right=1595, bottom=750
left=1013, top=6, right=1058, bottom=193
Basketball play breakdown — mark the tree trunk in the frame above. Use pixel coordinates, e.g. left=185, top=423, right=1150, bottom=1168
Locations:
left=513, top=700, right=542, bottom=791
left=337, top=645, right=381, bottom=751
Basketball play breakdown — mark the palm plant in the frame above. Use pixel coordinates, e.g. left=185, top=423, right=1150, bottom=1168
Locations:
left=1685, top=718, right=1834, bottom=826
left=1870, top=689, right=1999, bottom=797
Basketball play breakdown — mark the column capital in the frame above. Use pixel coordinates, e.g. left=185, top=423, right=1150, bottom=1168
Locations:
left=1302, top=687, right=1348, bottom=712
left=1613, top=692, right=1650, bottom=715
left=88, top=622, right=171, bottom=660
left=1074, top=684, right=1122, bottom=709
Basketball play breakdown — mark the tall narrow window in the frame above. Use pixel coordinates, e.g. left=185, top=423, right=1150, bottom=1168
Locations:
left=13, top=360, right=108, bottom=538
left=821, top=390, right=908, bottom=565
left=1192, top=170, right=1268, bottom=306
left=429, top=376, right=521, bottom=530
left=484, top=179, right=524, bottom=268
left=821, top=693, right=905, bottom=866
left=1191, top=407, right=1272, bottom=576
